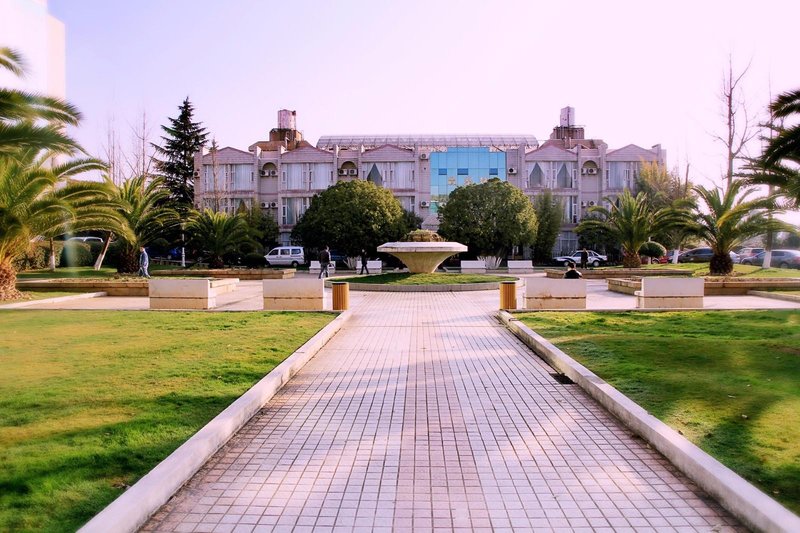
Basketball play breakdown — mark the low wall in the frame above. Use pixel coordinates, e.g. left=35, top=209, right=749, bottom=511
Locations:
left=16, top=280, right=148, bottom=296
left=545, top=268, right=692, bottom=279
left=154, top=269, right=294, bottom=280
left=324, top=280, right=519, bottom=292
left=608, top=277, right=800, bottom=296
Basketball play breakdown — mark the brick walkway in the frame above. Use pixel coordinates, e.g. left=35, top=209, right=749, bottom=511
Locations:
left=143, top=291, right=742, bottom=532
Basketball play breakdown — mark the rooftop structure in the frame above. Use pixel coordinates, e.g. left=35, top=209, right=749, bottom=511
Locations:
left=317, top=134, right=538, bottom=151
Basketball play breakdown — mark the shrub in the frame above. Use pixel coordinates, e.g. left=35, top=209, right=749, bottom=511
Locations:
left=103, top=240, right=123, bottom=268
left=13, top=241, right=63, bottom=271
left=148, top=238, right=170, bottom=257
left=639, top=241, right=667, bottom=260
left=403, top=230, right=444, bottom=242
left=59, top=241, right=94, bottom=267
left=243, top=252, right=267, bottom=269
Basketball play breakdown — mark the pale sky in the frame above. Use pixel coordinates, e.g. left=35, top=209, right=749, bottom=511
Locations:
left=33, top=0, right=800, bottom=223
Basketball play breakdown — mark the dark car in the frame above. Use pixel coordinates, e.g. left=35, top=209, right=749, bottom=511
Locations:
left=741, top=249, right=800, bottom=269
left=677, top=247, right=713, bottom=263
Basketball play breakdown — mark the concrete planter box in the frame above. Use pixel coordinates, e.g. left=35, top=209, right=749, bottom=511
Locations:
left=148, top=278, right=238, bottom=310
left=17, top=280, right=149, bottom=296
left=636, top=277, right=704, bottom=309
left=608, top=277, right=800, bottom=297
left=507, top=260, right=533, bottom=274
left=524, top=279, right=587, bottom=309
left=263, top=279, right=324, bottom=310
left=460, top=260, right=487, bottom=274
left=154, top=269, right=294, bottom=280
left=545, top=268, right=692, bottom=279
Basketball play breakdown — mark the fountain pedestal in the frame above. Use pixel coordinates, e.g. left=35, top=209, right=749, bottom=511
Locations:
left=377, top=242, right=467, bottom=273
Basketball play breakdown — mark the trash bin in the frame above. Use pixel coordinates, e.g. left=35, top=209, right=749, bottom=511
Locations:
left=499, top=281, right=517, bottom=310
left=332, top=281, right=349, bottom=311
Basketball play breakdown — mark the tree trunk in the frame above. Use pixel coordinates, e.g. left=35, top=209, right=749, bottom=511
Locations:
left=117, top=246, right=139, bottom=274
left=94, top=232, right=113, bottom=270
left=622, top=252, right=641, bottom=268
left=0, top=259, right=23, bottom=300
left=710, top=253, right=733, bottom=276
left=48, top=237, right=57, bottom=271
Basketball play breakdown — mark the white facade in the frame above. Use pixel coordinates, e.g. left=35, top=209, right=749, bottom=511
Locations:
left=0, top=0, right=65, bottom=99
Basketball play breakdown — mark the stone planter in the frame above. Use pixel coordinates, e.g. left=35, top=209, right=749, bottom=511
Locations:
left=149, top=278, right=238, bottom=310
left=263, top=279, right=324, bottom=310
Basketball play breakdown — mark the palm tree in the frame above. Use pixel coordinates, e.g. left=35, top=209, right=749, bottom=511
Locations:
left=763, top=88, right=800, bottom=168
left=186, top=209, right=252, bottom=268
left=577, top=189, right=689, bottom=268
left=0, top=47, right=81, bottom=156
left=105, top=175, right=180, bottom=273
left=690, top=180, right=788, bottom=276
left=0, top=150, right=122, bottom=299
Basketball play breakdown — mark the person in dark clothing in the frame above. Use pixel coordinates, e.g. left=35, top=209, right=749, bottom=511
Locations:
left=579, top=248, right=589, bottom=269
left=359, top=249, right=370, bottom=275
left=138, top=246, right=150, bottom=278
left=318, top=246, right=331, bottom=279
left=563, top=262, right=582, bottom=279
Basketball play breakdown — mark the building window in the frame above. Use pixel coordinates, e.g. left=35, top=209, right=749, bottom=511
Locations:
left=457, top=168, right=468, bottom=175
left=489, top=168, right=498, bottom=175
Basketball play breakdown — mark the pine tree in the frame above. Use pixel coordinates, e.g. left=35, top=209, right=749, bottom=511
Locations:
left=152, top=98, right=208, bottom=210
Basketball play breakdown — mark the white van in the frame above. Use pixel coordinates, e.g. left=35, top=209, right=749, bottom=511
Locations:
left=265, top=246, right=305, bottom=267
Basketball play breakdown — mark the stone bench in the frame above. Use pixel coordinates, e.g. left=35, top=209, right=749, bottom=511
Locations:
left=149, top=278, right=238, bottom=310
left=507, top=260, right=534, bottom=274
left=309, top=261, right=335, bottom=275
left=460, top=260, right=486, bottom=274
left=263, top=279, right=324, bottom=310
left=366, top=260, right=382, bottom=274
left=636, top=277, right=704, bottom=309
left=524, top=279, right=586, bottom=309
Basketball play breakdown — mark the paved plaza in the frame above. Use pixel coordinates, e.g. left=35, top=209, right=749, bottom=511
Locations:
left=141, top=290, right=746, bottom=532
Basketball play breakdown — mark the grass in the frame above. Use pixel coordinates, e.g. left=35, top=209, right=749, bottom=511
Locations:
left=0, top=310, right=333, bottom=532
left=16, top=265, right=179, bottom=280
left=333, top=272, right=517, bottom=285
left=635, top=263, right=800, bottom=278
left=516, top=310, right=800, bottom=513
left=0, top=291, right=80, bottom=304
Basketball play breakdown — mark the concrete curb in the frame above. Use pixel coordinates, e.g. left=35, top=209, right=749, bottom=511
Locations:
left=498, top=310, right=800, bottom=533
left=749, top=289, right=800, bottom=303
left=324, top=278, right=522, bottom=292
left=78, top=311, right=352, bottom=533
left=0, top=291, right=107, bottom=309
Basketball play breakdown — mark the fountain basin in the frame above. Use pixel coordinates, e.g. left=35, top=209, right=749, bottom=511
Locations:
left=377, top=241, right=467, bottom=273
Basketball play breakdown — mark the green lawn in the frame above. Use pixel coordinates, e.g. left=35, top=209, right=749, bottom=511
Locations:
left=0, top=310, right=333, bottom=532
left=0, top=291, right=80, bottom=304
left=16, top=265, right=180, bottom=280
left=636, top=263, right=800, bottom=278
left=334, top=272, right=516, bottom=285
left=517, top=310, right=800, bottom=513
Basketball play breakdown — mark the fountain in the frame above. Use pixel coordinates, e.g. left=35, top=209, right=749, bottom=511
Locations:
left=378, top=231, right=467, bottom=273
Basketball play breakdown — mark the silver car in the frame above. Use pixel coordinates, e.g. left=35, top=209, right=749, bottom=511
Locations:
left=264, top=246, right=305, bottom=267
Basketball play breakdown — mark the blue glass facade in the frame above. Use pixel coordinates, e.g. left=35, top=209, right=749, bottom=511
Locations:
left=429, top=147, right=506, bottom=211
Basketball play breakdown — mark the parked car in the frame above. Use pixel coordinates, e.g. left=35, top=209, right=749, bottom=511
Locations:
left=553, top=250, right=608, bottom=267
left=657, top=250, right=681, bottom=264
left=736, top=247, right=764, bottom=263
left=264, top=246, right=305, bottom=267
left=678, top=247, right=739, bottom=263
left=741, top=249, right=800, bottom=269
left=67, top=236, right=104, bottom=244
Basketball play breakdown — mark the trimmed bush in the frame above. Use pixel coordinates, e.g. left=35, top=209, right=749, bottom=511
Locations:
left=13, top=241, right=63, bottom=271
left=639, top=241, right=667, bottom=260
left=243, top=252, right=267, bottom=269
left=59, top=241, right=94, bottom=267
left=403, top=229, right=444, bottom=242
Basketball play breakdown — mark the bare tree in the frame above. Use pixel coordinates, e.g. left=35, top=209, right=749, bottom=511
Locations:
left=208, top=138, right=227, bottom=213
left=121, top=110, right=157, bottom=184
left=711, top=57, right=760, bottom=186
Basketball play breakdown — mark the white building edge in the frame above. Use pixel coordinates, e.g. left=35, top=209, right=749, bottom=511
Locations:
left=194, top=108, right=664, bottom=255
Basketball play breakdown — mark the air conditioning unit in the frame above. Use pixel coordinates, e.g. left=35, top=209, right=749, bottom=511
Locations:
left=419, top=153, right=429, bottom=160
left=587, top=168, right=598, bottom=175
left=420, top=200, right=430, bottom=208
left=260, top=202, right=268, bottom=208
left=508, top=167, right=517, bottom=174
left=347, top=168, right=358, bottom=176
left=588, top=201, right=595, bottom=206
left=338, top=168, right=348, bottom=176
left=581, top=167, right=588, bottom=175
left=269, top=170, right=278, bottom=177
left=269, top=201, right=278, bottom=208
left=193, top=169, right=200, bottom=176
left=580, top=201, right=587, bottom=208
left=260, top=170, right=268, bottom=177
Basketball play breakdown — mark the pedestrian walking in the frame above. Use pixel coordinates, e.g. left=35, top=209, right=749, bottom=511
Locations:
left=318, top=246, right=331, bottom=279
left=138, top=246, right=150, bottom=278
left=359, top=249, right=370, bottom=275
left=579, top=248, right=589, bottom=269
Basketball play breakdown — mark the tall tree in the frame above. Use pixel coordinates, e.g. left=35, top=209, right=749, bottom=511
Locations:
left=438, top=178, right=538, bottom=258
left=292, top=180, right=407, bottom=257
left=530, top=190, right=563, bottom=264
left=635, top=161, right=695, bottom=253
left=577, top=190, right=688, bottom=268
left=152, top=98, right=208, bottom=209
left=187, top=209, right=252, bottom=268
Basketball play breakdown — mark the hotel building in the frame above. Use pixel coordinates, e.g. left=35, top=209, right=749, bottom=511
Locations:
left=194, top=108, right=665, bottom=255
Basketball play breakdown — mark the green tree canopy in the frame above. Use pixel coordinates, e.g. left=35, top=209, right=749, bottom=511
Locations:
left=438, top=178, right=538, bottom=257
left=531, top=190, right=563, bottom=263
left=187, top=209, right=252, bottom=268
left=291, top=180, right=409, bottom=257
left=152, top=97, right=208, bottom=210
